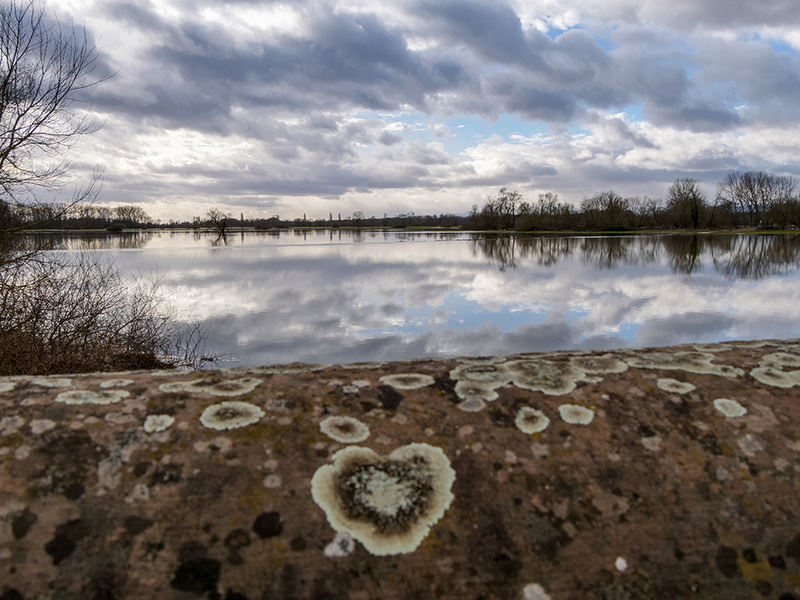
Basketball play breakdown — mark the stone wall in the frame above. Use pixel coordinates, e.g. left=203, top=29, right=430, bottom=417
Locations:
left=1, top=340, right=800, bottom=599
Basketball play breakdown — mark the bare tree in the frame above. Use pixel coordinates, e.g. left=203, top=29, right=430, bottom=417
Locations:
left=1, top=0, right=106, bottom=227
left=495, top=187, right=523, bottom=229
left=206, top=207, right=230, bottom=239
left=716, top=171, right=798, bottom=227
left=0, top=2, right=216, bottom=374
left=667, top=179, right=707, bottom=229
left=580, top=191, right=630, bottom=230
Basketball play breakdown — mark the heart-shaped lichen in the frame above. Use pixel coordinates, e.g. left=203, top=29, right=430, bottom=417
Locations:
left=311, top=443, right=455, bottom=555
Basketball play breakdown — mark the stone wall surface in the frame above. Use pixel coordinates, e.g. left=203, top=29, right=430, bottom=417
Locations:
left=1, top=340, right=800, bottom=600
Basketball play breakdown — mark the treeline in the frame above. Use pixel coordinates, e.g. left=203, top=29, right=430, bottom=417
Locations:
left=3, top=202, right=155, bottom=230
left=471, top=171, right=800, bottom=231
left=4, top=170, right=799, bottom=233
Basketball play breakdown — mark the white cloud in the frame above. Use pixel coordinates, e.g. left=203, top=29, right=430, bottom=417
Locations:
left=36, top=0, right=800, bottom=219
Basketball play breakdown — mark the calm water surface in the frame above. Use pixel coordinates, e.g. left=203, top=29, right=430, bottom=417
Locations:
left=48, top=230, right=800, bottom=367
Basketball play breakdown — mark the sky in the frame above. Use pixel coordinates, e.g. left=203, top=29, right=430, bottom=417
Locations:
left=47, top=0, right=800, bottom=222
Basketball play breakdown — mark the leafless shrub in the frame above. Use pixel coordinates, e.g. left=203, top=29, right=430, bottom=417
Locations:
left=0, top=252, right=216, bottom=375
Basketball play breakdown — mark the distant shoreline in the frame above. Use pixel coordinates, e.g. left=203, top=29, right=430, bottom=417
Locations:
left=23, top=226, right=800, bottom=236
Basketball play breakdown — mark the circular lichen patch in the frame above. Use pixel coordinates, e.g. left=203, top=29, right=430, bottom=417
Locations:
left=558, top=404, right=594, bottom=425
left=320, top=416, right=370, bottom=443
left=713, top=398, right=747, bottom=418
left=55, top=390, right=130, bottom=405
left=515, top=407, right=550, bottom=434
left=378, top=373, right=435, bottom=390
left=311, top=443, right=455, bottom=556
left=455, top=397, right=487, bottom=412
left=656, top=378, right=696, bottom=394
left=144, top=414, right=175, bottom=433
left=199, top=401, right=265, bottom=430
left=505, top=360, right=585, bottom=395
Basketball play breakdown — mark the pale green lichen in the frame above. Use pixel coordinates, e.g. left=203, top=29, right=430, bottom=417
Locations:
left=625, top=351, right=744, bottom=377
left=569, top=354, right=628, bottom=375
left=30, top=377, right=72, bottom=388
left=455, top=397, right=487, bottom=412
left=311, top=443, right=455, bottom=556
left=656, top=378, right=696, bottom=394
left=456, top=355, right=508, bottom=365
left=100, top=378, right=135, bottom=389
left=523, top=583, right=552, bottom=600
left=55, top=390, right=130, bottom=405
left=558, top=404, right=594, bottom=425
left=247, top=363, right=331, bottom=374
left=340, top=362, right=385, bottom=370
left=515, top=407, right=550, bottom=434
left=160, top=376, right=262, bottom=397
left=379, top=373, right=435, bottom=390
left=714, top=398, right=747, bottom=418
left=759, top=352, right=800, bottom=368
left=144, top=414, right=175, bottom=433
left=450, top=363, right=511, bottom=411
left=453, top=380, right=499, bottom=412
left=504, top=360, right=585, bottom=395
left=320, top=416, right=370, bottom=443
left=750, top=366, right=800, bottom=388
left=449, top=363, right=512, bottom=385
left=199, top=401, right=265, bottom=430
left=0, top=382, right=16, bottom=393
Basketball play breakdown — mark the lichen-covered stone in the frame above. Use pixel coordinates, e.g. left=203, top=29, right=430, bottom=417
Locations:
left=0, top=339, right=798, bottom=599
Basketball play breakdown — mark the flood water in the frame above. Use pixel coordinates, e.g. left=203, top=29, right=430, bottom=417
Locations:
left=44, top=230, right=800, bottom=367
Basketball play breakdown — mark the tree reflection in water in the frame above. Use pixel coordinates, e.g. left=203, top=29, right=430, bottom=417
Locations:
left=474, top=233, right=800, bottom=281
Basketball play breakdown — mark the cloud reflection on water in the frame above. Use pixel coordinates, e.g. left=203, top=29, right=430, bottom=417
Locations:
left=60, top=231, right=800, bottom=366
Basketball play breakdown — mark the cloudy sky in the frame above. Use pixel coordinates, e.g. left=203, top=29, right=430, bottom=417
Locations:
left=49, top=0, right=800, bottom=221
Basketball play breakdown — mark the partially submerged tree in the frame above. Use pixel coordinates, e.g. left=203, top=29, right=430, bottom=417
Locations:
left=206, top=208, right=230, bottom=244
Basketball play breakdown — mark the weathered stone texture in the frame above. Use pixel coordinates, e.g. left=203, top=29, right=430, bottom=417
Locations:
left=1, top=340, right=800, bottom=599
